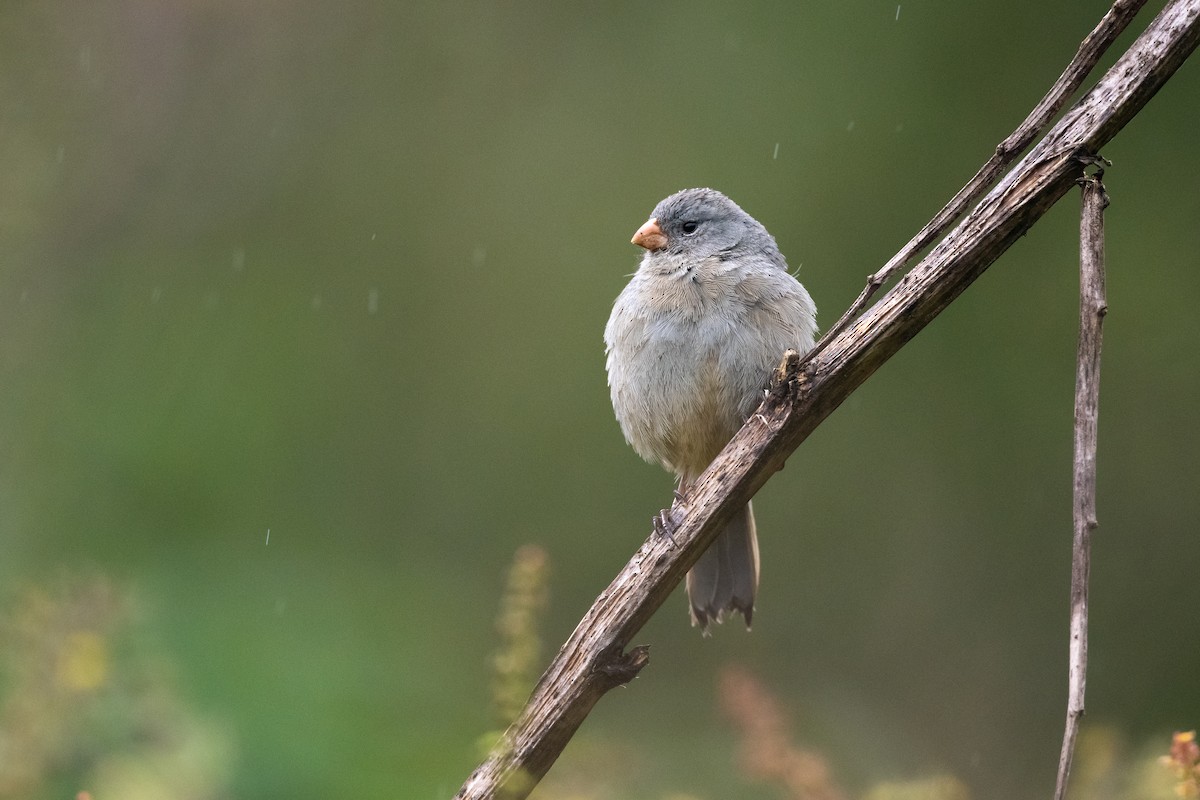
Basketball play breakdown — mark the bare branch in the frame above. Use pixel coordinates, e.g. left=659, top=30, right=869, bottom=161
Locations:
left=1053, top=170, right=1109, bottom=800
left=456, top=2, right=1200, bottom=798
left=813, top=0, right=1147, bottom=360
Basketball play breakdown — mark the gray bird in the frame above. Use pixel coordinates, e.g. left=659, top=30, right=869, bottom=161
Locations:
left=604, top=188, right=817, bottom=632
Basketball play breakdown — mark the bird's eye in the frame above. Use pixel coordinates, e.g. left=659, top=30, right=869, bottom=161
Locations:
left=681, top=221, right=700, bottom=235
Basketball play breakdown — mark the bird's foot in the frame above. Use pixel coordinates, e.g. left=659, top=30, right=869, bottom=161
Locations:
left=652, top=503, right=682, bottom=546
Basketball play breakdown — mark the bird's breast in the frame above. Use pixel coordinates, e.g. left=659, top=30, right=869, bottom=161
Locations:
left=605, top=271, right=753, bottom=474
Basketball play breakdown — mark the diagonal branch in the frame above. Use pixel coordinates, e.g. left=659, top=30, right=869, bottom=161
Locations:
left=456, top=2, right=1200, bottom=798
left=1053, top=170, right=1109, bottom=800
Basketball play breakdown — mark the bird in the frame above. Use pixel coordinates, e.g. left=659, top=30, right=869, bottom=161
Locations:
left=604, top=188, right=817, bottom=632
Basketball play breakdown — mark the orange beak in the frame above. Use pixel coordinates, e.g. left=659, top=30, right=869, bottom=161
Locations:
left=631, top=218, right=668, bottom=251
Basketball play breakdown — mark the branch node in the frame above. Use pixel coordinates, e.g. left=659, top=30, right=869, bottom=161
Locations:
left=770, top=349, right=801, bottom=387
left=1076, top=152, right=1114, bottom=184
left=592, top=644, right=650, bottom=687
left=769, top=349, right=806, bottom=404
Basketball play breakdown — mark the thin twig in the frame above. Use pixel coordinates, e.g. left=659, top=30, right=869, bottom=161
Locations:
left=1053, top=170, right=1108, bottom=800
left=810, top=0, right=1146, bottom=362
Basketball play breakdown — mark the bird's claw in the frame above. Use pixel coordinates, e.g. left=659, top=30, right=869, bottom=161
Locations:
left=653, top=506, right=679, bottom=546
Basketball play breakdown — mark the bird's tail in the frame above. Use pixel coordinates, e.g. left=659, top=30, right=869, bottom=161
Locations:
left=686, top=500, right=759, bottom=633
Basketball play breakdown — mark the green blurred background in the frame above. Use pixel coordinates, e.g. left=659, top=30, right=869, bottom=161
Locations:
left=2, top=1, right=1198, bottom=798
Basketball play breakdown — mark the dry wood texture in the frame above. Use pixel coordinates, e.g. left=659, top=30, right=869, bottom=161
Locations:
left=1053, top=172, right=1109, bottom=800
